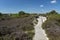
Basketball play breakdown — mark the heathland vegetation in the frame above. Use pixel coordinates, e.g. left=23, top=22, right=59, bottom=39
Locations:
left=0, top=10, right=60, bottom=40
left=0, top=11, right=36, bottom=40
left=42, top=10, right=60, bottom=40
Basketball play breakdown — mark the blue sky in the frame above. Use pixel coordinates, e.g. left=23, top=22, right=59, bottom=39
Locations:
left=0, top=0, right=60, bottom=13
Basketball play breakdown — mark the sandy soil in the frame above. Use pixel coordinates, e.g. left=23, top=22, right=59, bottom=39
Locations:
left=33, top=16, right=49, bottom=40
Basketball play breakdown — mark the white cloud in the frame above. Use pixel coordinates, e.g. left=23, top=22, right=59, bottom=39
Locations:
left=51, top=0, right=56, bottom=3
left=40, top=5, right=44, bottom=7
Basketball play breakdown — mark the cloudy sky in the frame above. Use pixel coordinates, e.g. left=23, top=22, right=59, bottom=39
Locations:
left=0, top=0, right=60, bottom=13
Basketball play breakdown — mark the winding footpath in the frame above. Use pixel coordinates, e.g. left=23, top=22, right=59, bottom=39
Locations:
left=33, top=16, right=49, bottom=40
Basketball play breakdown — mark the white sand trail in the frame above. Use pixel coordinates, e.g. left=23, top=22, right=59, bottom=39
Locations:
left=33, top=16, right=49, bottom=40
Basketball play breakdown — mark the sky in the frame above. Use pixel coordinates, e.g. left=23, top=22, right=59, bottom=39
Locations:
left=0, top=0, right=60, bottom=13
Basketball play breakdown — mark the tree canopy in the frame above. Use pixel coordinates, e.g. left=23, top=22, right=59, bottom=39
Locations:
left=19, top=11, right=26, bottom=15
left=0, top=12, right=2, bottom=16
left=47, top=10, right=58, bottom=15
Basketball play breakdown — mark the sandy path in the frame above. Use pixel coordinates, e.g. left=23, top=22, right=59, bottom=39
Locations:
left=33, top=16, right=49, bottom=40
